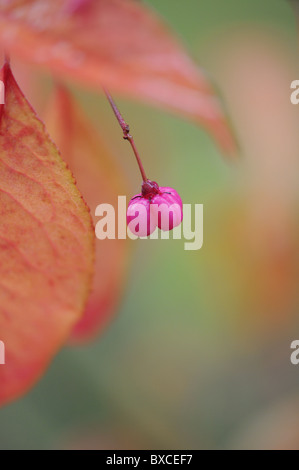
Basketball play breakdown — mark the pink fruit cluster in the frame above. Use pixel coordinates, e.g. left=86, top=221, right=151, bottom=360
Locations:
left=127, top=180, right=183, bottom=237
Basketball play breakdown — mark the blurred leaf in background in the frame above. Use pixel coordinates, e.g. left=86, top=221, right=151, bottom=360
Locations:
left=45, top=85, right=129, bottom=342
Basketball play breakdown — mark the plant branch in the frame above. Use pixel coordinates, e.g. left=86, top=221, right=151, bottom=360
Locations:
left=104, top=88, right=147, bottom=182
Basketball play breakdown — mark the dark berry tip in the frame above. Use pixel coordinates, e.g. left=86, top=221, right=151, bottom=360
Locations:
left=141, top=179, right=160, bottom=198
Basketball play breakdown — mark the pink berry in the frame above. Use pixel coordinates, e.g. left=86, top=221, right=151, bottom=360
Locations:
left=152, top=187, right=183, bottom=231
left=127, top=197, right=156, bottom=237
left=127, top=180, right=183, bottom=237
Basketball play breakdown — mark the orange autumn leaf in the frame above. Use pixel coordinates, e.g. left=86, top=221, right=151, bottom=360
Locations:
left=0, top=62, right=94, bottom=405
left=45, top=86, right=128, bottom=342
left=0, top=0, right=236, bottom=156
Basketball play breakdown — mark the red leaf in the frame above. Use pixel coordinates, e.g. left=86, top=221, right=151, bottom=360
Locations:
left=45, top=86, right=128, bottom=342
left=0, top=0, right=236, bottom=156
left=0, top=63, right=94, bottom=405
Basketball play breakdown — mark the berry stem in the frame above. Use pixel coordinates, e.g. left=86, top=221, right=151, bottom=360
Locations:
left=104, top=89, right=147, bottom=182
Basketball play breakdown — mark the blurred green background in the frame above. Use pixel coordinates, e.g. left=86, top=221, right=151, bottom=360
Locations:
left=1, top=0, right=299, bottom=450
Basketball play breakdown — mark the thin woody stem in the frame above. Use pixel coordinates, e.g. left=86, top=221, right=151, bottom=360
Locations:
left=104, top=88, right=147, bottom=182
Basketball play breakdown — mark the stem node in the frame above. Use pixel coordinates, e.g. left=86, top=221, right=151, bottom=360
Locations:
left=104, top=89, right=147, bottom=182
